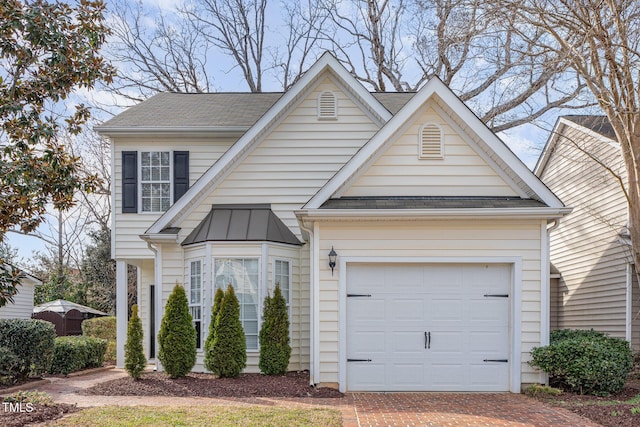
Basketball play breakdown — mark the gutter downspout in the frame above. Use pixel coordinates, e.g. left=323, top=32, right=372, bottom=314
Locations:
left=540, top=218, right=561, bottom=385
left=298, top=219, right=316, bottom=386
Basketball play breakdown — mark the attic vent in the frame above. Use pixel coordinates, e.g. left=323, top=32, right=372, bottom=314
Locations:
left=419, top=123, right=443, bottom=159
left=318, top=91, right=337, bottom=120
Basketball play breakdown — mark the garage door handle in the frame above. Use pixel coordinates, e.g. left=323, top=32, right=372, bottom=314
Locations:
left=347, top=358, right=372, bottom=362
left=483, top=359, right=508, bottom=363
left=424, top=331, right=431, bottom=349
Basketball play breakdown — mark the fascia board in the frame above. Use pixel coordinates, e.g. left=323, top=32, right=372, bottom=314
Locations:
left=95, top=126, right=250, bottom=138
left=139, top=233, right=180, bottom=243
left=146, top=53, right=393, bottom=235
left=295, top=206, right=573, bottom=221
left=431, top=83, right=565, bottom=209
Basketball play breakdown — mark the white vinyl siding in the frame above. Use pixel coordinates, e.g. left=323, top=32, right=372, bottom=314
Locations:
left=343, top=105, right=518, bottom=197
left=316, top=219, right=545, bottom=387
left=539, top=122, right=634, bottom=344
left=0, top=281, right=36, bottom=320
left=112, top=137, right=235, bottom=259
left=178, top=77, right=381, bottom=240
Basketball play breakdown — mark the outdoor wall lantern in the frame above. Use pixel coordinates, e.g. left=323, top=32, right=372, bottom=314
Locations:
left=328, top=246, right=337, bottom=276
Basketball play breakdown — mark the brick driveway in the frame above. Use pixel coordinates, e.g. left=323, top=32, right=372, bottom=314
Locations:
left=4, top=368, right=600, bottom=427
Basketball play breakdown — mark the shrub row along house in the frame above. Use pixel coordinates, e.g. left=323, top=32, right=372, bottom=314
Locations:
left=97, top=53, right=571, bottom=393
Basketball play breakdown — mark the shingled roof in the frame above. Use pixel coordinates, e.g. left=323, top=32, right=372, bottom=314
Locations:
left=563, top=115, right=616, bottom=141
left=98, top=92, right=415, bottom=130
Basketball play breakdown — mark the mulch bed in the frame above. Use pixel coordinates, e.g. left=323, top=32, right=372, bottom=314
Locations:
left=535, top=378, right=640, bottom=427
left=0, top=402, right=78, bottom=427
left=83, top=370, right=344, bottom=398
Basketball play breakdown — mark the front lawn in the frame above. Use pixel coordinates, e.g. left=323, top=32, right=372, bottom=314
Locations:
left=48, top=405, right=342, bottom=427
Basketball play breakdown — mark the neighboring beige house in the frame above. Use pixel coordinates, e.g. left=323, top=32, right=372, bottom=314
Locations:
left=535, top=116, right=640, bottom=349
left=97, top=53, right=570, bottom=392
left=0, top=266, right=42, bottom=320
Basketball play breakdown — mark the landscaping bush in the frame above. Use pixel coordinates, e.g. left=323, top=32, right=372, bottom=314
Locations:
left=125, top=304, right=146, bottom=379
left=259, top=284, right=291, bottom=375
left=530, top=328, right=633, bottom=395
left=204, top=287, right=225, bottom=372
left=82, top=316, right=116, bottom=362
left=157, top=284, right=197, bottom=378
left=209, top=284, right=246, bottom=377
left=49, top=336, right=107, bottom=375
left=0, top=319, right=55, bottom=382
left=0, top=346, right=21, bottom=385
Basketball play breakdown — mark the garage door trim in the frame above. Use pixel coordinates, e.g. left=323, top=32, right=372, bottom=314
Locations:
left=337, top=256, right=522, bottom=393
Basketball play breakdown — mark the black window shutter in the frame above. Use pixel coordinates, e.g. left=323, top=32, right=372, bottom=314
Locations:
left=173, top=151, right=189, bottom=202
left=122, top=151, right=138, bottom=213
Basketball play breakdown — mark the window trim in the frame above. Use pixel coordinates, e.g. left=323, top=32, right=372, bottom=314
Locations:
left=188, top=259, right=204, bottom=350
left=212, top=257, right=261, bottom=352
left=139, top=151, right=173, bottom=213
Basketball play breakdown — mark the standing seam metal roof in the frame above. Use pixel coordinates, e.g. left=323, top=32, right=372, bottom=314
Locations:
left=182, top=204, right=302, bottom=246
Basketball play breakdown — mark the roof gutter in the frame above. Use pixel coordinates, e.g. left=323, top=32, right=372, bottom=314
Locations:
left=94, top=126, right=250, bottom=138
left=296, top=207, right=573, bottom=222
left=139, top=233, right=180, bottom=244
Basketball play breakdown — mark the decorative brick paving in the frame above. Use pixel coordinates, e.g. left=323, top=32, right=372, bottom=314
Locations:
left=4, top=369, right=601, bottom=427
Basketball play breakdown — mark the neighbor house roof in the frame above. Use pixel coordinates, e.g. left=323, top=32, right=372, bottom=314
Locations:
left=534, top=115, right=617, bottom=177
left=182, top=204, right=302, bottom=246
left=96, top=92, right=414, bottom=132
left=563, top=115, right=616, bottom=141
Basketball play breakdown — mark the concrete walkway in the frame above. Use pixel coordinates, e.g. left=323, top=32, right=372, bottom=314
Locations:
left=4, top=368, right=601, bottom=427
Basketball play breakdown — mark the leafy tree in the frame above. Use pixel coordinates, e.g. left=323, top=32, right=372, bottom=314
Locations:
left=157, top=284, right=197, bottom=378
left=210, top=285, right=246, bottom=378
left=80, top=227, right=116, bottom=314
left=125, top=304, right=146, bottom=380
left=259, top=284, right=291, bottom=375
left=204, top=287, right=225, bottom=372
left=0, top=0, right=114, bottom=307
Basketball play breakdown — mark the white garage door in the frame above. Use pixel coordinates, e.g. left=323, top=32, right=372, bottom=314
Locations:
left=346, top=263, right=510, bottom=392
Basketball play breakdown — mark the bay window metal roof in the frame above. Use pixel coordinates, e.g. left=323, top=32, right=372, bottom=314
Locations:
left=182, top=204, right=302, bottom=246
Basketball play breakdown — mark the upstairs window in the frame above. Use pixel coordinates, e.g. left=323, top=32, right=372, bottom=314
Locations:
left=317, top=91, right=337, bottom=120
left=419, top=123, right=444, bottom=159
left=141, top=151, right=171, bottom=212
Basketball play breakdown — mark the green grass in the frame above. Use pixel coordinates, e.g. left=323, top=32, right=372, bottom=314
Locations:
left=50, top=405, right=342, bottom=427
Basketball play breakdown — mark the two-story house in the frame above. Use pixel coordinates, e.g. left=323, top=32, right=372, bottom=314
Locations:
left=535, top=116, right=640, bottom=349
left=97, top=53, right=570, bottom=393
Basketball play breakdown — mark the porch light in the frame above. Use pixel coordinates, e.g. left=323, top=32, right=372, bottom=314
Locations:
left=328, top=246, right=337, bottom=275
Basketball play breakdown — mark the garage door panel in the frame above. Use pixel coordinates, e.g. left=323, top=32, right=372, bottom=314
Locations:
left=347, top=264, right=510, bottom=392
left=392, top=298, right=425, bottom=321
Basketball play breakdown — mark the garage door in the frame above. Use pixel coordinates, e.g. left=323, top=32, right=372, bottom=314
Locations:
left=346, top=263, right=510, bottom=392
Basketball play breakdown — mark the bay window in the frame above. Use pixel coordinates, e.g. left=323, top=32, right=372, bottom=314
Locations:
left=189, top=260, right=203, bottom=349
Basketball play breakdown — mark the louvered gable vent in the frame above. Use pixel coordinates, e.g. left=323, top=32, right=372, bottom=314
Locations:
left=318, top=91, right=337, bottom=119
left=419, top=123, right=443, bottom=159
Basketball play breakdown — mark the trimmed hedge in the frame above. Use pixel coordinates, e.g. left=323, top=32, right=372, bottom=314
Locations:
left=0, top=319, right=56, bottom=383
left=125, top=305, right=146, bottom=379
left=157, top=285, right=197, bottom=378
left=82, top=316, right=116, bottom=362
left=49, top=336, right=107, bottom=375
left=530, top=329, right=633, bottom=395
left=259, top=284, right=291, bottom=375
left=209, top=285, right=246, bottom=378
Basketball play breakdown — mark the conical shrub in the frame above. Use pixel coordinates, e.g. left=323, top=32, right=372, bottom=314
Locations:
left=157, top=284, right=197, bottom=378
left=259, top=284, right=291, bottom=375
left=204, top=287, right=225, bottom=372
left=124, top=304, right=146, bottom=379
left=210, top=284, right=246, bottom=377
